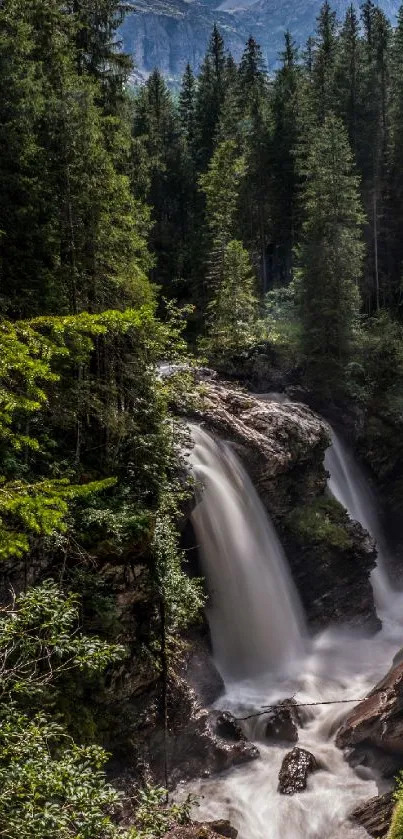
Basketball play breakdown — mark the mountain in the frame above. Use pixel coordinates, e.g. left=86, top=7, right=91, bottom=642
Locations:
left=121, top=0, right=400, bottom=84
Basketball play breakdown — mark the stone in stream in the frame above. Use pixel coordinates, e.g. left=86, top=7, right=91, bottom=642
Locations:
left=336, top=660, right=403, bottom=774
left=265, top=699, right=301, bottom=743
left=350, top=791, right=395, bottom=838
left=278, top=747, right=318, bottom=794
left=213, top=711, right=246, bottom=743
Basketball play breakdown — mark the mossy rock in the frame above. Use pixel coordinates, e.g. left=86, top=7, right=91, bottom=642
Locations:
left=286, top=497, right=353, bottom=551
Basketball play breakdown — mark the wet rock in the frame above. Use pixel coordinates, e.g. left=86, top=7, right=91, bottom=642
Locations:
left=265, top=699, right=301, bottom=743
left=278, top=747, right=318, bottom=794
left=133, top=675, right=259, bottom=788
left=350, top=791, right=395, bottom=838
left=336, top=660, right=403, bottom=766
left=213, top=711, right=245, bottom=743
left=204, top=820, right=238, bottom=839
left=163, top=822, right=238, bottom=839
left=184, top=640, right=225, bottom=707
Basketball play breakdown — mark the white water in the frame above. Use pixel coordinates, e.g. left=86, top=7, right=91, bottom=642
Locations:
left=181, top=420, right=403, bottom=839
left=189, top=425, right=306, bottom=683
left=325, top=430, right=396, bottom=612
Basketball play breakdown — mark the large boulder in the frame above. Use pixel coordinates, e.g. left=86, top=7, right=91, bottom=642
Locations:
left=336, top=661, right=403, bottom=774
left=278, top=747, right=318, bottom=794
left=350, top=792, right=395, bottom=838
left=265, top=699, right=301, bottom=743
left=213, top=711, right=246, bottom=743
left=186, top=378, right=379, bottom=630
left=130, top=674, right=259, bottom=789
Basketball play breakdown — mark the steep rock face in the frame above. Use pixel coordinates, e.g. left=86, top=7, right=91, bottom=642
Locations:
left=336, top=660, right=403, bottom=766
left=188, top=379, right=379, bottom=629
left=122, top=1, right=244, bottom=84
left=190, top=379, right=330, bottom=515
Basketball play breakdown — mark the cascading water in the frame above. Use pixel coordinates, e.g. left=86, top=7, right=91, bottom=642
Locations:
left=179, top=413, right=403, bottom=839
left=325, top=430, right=394, bottom=611
left=189, top=425, right=306, bottom=683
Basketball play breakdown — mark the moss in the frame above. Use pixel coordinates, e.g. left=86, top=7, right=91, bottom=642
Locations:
left=388, top=801, right=403, bottom=839
left=286, top=497, right=353, bottom=550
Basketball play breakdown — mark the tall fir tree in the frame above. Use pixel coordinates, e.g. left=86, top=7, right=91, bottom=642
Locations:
left=132, top=70, right=191, bottom=296
left=199, top=139, right=246, bottom=294
left=297, top=114, right=364, bottom=395
left=311, top=1, right=338, bottom=120
left=270, top=31, right=302, bottom=287
left=194, top=24, right=227, bottom=172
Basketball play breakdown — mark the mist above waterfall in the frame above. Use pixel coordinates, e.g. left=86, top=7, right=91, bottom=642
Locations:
left=189, top=424, right=306, bottom=684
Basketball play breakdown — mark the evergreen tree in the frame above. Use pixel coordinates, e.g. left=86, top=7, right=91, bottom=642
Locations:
left=179, top=62, right=197, bottom=148
left=386, top=4, right=403, bottom=309
left=238, top=36, right=267, bottom=103
left=297, top=114, right=364, bottom=395
left=65, top=0, right=132, bottom=115
left=270, top=31, right=302, bottom=286
left=334, top=5, right=364, bottom=155
left=132, top=70, right=190, bottom=295
left=360, top=1, right=391, bottom=310
left=194, top=24, right=227, bottom=171
left=312, top=1, right=338, bottom=120
left=205, top=240, right=258, bottom=354
left=199, top=139, right=246, bottom=290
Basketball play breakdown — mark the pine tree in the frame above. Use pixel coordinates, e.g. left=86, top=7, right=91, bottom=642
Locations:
left=179, top=63, right=197, bottom=148
left=132, top=70, right=190, bottom=295
left=312, top=1, right=338, bottom=120
left=360, top=1, right=391, bottom=310
left=0, top=1, right=56, bottom=316
left=194, top=24, right=227, bottom=171
left=206, top=240, right=258, bottom=355
left=199, top=139, right=246, bottom=290
left=238, top=36, right=267, bottom=103
left=297, top=114, right=364, bottom=395
left=334, top=5, right=364, bottom=155
left=386, top=4, right=403, bottom=309
left=270, top=31, right=302, bottom=287
left=68, top=0, right=132, bottom=114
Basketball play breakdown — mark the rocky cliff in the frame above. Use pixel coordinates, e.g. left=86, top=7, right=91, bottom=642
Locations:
left=186, top=377, right=379, bottom=630
left=121, top=0, right=400, bottom=84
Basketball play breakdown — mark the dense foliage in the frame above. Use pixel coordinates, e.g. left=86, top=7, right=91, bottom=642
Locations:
left=4, top=0, right=403, bottom=834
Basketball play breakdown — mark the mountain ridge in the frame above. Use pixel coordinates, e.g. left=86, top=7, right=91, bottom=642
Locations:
left=121, top=0, right=400, bottom=84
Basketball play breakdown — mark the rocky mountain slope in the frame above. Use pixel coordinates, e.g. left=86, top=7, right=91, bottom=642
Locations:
left=121, top=0, right=400, bottom=83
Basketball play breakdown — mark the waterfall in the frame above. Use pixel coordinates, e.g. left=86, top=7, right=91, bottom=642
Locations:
left=325, top=429, right=393, bottom=611
left=189, top=425, right=307, bottom=684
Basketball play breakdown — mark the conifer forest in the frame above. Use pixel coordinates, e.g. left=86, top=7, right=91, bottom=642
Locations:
left=4, top=1, right=403, bottom=837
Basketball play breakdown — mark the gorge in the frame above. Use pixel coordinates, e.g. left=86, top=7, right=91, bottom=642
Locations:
left=171, top=391, right=403, bottom=839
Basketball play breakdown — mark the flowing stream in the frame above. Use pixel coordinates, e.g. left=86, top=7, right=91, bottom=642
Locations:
left=183, top=418, right=403, bottom=839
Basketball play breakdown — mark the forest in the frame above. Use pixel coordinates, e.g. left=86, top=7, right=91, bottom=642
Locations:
left=2, top=0, right=403, bottom=837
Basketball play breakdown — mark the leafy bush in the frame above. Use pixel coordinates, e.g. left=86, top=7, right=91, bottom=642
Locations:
left=0, top=582, right=126, bottom=838
left=128, top=784, right=197, bottom=839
